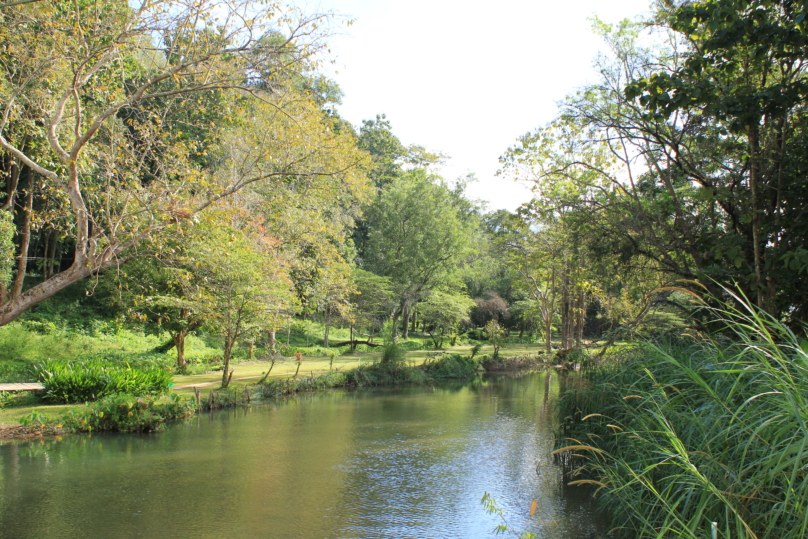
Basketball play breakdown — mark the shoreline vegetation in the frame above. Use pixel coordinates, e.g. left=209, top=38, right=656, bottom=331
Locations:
left=554, top=293, right=808, bottom=539
left=0, top=339, right=556, bottom=439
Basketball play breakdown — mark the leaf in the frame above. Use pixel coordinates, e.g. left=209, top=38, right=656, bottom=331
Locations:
left=529, top=499, right=538, bottom=517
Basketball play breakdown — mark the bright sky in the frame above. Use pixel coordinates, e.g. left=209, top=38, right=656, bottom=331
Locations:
left=304, top=0, right=653, bottom=211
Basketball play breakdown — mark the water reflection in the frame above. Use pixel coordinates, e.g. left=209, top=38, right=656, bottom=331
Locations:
left=0, top=373, right=601, bottom=538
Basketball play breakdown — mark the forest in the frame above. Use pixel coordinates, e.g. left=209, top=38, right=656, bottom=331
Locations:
left=1, top=0, right=807, bottom=538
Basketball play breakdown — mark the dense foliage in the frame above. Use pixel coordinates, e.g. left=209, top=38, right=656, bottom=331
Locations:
left=35, top=359, right=172, bottom=403
left=556, top=293, right=808, bottom=538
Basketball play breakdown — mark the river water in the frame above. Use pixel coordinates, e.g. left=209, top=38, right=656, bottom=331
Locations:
left=0, top=373, right=601, bottom=538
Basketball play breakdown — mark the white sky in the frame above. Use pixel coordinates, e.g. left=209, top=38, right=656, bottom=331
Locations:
left=300, top=0, right=653, bottom=211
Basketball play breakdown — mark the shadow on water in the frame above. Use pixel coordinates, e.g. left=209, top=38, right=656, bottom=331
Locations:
left=0, top=372, right=604, bottom=539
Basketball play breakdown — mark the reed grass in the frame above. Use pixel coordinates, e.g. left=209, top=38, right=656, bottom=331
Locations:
left=555, top=288, right=808, bottom=539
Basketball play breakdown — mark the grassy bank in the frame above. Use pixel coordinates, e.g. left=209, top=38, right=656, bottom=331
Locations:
left=555, top=294, right=808, bottom=539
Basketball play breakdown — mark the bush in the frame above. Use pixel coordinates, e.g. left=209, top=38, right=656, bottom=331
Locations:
left=0, top=360, right=36, bottom=383
left=422, top=353, right=482, bottom=378
left=61, top=394, right=195, bottom=433
left=258, top=371, right=349, bottom=398
left=35, top=359, right=172, bottom=403
left=379, top=342, right=407, bottom=365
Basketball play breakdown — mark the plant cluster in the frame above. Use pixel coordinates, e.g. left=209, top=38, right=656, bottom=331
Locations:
left=62, top=394, right=195, bottom=433
left=35, top=359, right=172, bottom=404
left=555, top=293, right=808, bottom=538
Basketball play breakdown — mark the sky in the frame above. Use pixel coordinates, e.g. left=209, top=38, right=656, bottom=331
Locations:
left=301, top=0, right=653, bottom=211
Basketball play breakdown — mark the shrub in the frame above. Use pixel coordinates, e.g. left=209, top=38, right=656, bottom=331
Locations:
left=379, top=342, right=407, bottom=365
left=422, top=353, right=482, bottom=378
left=0, top=361, right=36, bottom=383
left=35, top=359, right=172, bottom=403
left=62, top=394, right=195, bottom=433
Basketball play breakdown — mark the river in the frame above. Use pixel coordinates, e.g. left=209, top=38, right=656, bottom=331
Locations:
left=0, top=372, right=601, bottom=538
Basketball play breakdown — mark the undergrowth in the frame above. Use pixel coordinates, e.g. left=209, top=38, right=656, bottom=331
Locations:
left=61, top=394, right=195, bottom=433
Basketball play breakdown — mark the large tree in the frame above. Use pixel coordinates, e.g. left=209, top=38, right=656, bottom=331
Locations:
left=0, top=0, right=341, bottom=326
left=501, top=5, right=808, bottom=321
left=363, top=169, right=479, bottom=338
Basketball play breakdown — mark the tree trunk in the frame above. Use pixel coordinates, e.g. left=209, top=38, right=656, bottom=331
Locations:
left=40, top=232, right=49, bottom=282
left=10, top=168, right=33, bottom=300
left=268, top=330, right=276, bottom=353
left=46, top=230, right=57, bottom=279
left=173, top=331, right=187, bottom=368
left=748, top=125, right=767, bottom=310
left=391, top=312, right=399, bottom=339
left=350, top=325, right=355, bottom=352
left=323, top=308, right=330, bottom=348
left=401, top=304, right=410, bottom=339
left=221, top=335, right=234, bottom=388
left=545, top=264, right=556, bottom=355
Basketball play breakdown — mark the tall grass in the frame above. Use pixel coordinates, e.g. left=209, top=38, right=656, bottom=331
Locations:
left=555, top=288, right=808, bottom=539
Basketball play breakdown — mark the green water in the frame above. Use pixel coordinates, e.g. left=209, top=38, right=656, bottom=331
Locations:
left=0, top=373, right=601, bottom=538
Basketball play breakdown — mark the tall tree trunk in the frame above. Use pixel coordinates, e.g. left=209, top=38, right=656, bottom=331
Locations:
left=748, top=125, right=766, bottom=310
left=173, top=331, right=187, bottom=368
left=268, top=330, right=276, bottom=353
left=10, top=168, right=33, bottom=300
left=350, top=325, right=356, bottom=352
left=391, top=312, right=399, bottom=339
left=561, top=264, right=570, bottom=349
left=323, top=308, right=330, bottom=348
left=221, top=335, right=234, bottom=388
left=401, top=304, right=410, bottom=339
left=545, top=264, right=557, bottom=355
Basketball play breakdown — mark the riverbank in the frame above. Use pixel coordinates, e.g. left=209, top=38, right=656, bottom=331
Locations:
left=1, top=342, right=555, bottom=436
left=554, top=304, right=808, bottom=539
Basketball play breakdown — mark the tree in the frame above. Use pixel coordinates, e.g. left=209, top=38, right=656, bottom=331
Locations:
left=419, top=289, right=475, bottom=349
left=105, top=250, right=205, bottom=369
left=189, top=223, right=293, bottom=388
left=0, top=0, right=338, bottom=326
left=502, top=8, right=808, bottom=322
left=363, top=169, right=479, bottom=339
left=345, top=268, right=395, bottom=349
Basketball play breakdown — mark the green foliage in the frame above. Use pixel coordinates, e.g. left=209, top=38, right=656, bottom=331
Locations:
left=379, top=342, right=407, bottom=365
left=419, top=290, right=476, bottom=348
left=61, top=394, right=195, bottom=433
left=555, top=291, right=808, bottom=538
left=484, top=320, right=506, bottom=358
left=364, top=169, right=481, bottom=336
left=0, top=211, right=14, bottom=287
left=0, top=360, right=36, bottom=383
left=421, top=353, right=481, bottom=379
left=480, top=492, right=537, bottom=539
left=19, top=409, right=51, bottom=428
left=257, top=371, right=349, bottom=397
left=35, top=359, right=172, bottom=404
